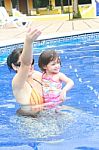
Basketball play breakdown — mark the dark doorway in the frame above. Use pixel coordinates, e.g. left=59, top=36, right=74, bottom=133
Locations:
left=0, top=0, right=4, bottom=6
left=19, top=0, right=28, bottom=14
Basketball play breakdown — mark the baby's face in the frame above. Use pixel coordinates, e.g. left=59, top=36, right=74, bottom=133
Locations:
left=45, top=58, right=61, bottom=74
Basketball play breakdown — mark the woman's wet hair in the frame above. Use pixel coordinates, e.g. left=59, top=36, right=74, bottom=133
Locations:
left=7, top=48, right=23, bottom=70
left=38, top=50, right=61, bottom=72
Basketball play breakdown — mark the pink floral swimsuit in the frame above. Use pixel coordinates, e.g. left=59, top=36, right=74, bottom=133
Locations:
left=42, top=74, right=62, bottom=105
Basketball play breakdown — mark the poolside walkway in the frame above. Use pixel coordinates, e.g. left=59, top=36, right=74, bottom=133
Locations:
left=0, top=15, right=99, bottom=46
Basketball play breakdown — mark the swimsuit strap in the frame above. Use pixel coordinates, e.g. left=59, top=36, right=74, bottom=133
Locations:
left=27, top=78, right=42, bottom=88
left=33, top=78, right=43, bottom=86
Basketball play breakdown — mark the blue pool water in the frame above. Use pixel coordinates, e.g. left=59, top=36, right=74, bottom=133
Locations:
left=0, top=33, right=99, bottom=150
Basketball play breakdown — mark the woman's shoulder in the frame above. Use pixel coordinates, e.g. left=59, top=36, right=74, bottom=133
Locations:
left=33, top=70, right=42, bottom=76
left=32, top=70, right=42, bottom=82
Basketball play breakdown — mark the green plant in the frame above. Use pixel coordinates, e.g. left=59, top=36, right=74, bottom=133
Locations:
left=34, top=0, right=41, bottom=14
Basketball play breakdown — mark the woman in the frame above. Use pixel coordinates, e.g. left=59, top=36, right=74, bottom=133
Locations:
left=7, top=28, right=74, bottom=116
left=7, top=28, right=43, bottom=116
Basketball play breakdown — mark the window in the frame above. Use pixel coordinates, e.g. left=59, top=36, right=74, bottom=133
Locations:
left=55, top=0, right=72, bottom=6
left=78, top=0, right=91, bottom=5
left=33, top=0, right=49, bottom=8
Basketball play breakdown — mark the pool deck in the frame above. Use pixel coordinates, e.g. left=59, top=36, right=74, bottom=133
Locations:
left=0, top=15, right=99, bottom=46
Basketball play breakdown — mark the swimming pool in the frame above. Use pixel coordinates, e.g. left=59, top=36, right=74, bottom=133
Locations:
left=0, top=32, right=99, bottom=150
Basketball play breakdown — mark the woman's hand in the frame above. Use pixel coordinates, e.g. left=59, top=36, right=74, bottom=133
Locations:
left=25, top=28, right=42, bottom=43
left=22, top=28, right=42, bottom=66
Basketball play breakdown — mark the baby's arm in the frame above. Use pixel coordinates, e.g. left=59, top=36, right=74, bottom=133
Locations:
left=59, top=72, right=74, bottom=101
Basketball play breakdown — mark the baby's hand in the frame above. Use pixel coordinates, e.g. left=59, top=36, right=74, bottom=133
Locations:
left=26, top=28, right=42, bottom=43
left=59, top=90, right=67, bottom=101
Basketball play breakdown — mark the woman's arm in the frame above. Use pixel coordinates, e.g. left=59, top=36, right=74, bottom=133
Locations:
left=21, top=29, right=41, bottom=66
left=13, top=28, right=41, bottom=89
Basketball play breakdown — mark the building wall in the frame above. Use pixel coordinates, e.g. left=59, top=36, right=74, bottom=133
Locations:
left=4, top=0, right=33, bottom=15
left=27, top=0, right=33, bottom=15
left=4, top=0, right=12, bottom=15
left=3, top=0, right=96, bottom=18
left=52, top=0, right=55, bottom=7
